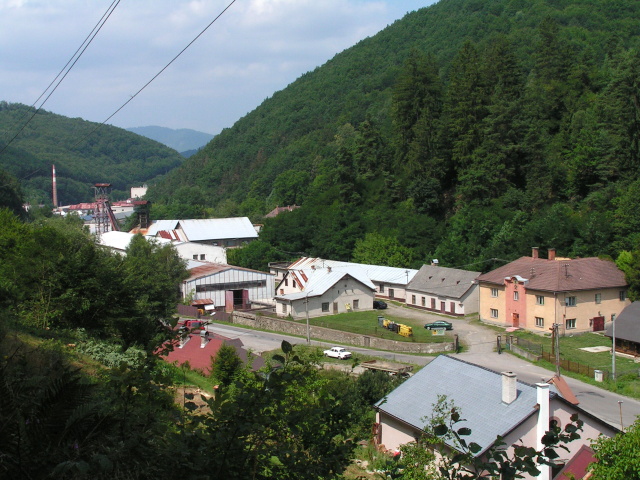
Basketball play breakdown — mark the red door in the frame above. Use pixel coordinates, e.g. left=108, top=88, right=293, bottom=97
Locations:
left=512, top=313, right=519, bottom=328
left=440, top=301, right=445, bottom=313
left=592, top=316, right=605, bottom=331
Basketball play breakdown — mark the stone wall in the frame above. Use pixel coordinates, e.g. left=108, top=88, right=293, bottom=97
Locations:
left=232, top=311, right=454, bottom=354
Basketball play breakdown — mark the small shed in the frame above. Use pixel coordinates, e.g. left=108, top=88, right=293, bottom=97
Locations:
left=605, top=301, right=640, bottom=356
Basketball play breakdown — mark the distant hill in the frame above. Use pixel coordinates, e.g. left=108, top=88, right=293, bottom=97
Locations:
left=127, top=126, right=213, bottom=155
left=0, top=102, right=184, bottom=205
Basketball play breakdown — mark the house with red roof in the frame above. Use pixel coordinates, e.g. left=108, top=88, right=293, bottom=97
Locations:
left=162, top=330, right=264, bottom=374
left=477, top=248, right=629, bottom=334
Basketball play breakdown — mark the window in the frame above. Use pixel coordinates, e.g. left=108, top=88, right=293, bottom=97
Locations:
left=620, top=291, right=627, bottom=301
left=353, top=299, right=359, bottom=310
left=513, top=291, right=519, bottom=301
left=431, top=298, right=436, bottom=309
left=422, top=297, right=426, bottom=307
left=284, top=279, right=288, bottom=287
left=490, top=308, right=498, bottom=318
left=535, top=317, right=544, bottom=328
left=322, top=302, right=330, bottom=312
left=281, top=303, right=287, bottom=314
left=565, top=296, right=576, bottom=307
left=193, top=254, right=198, bottom=260
left=566, top=318, right=576, bottom=329
left=536, top=295, right=545, bottom=306
left=279, top=289, right=284, bottom=294
left=412, top=295, right=416, bottom=304
left=380, top=284, right=385, bottom=293
left=200, top=254, right=205, bottom=260
left=293, top=280, right=297, bottom=288
left=595, top=293, right=601, bottom=304
left=389, top=288, right=395, bottom=299
left=491, top=288, right=498, bottom=298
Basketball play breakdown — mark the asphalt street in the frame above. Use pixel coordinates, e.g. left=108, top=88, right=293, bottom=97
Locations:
left=206, top=309, right=640, bottom=431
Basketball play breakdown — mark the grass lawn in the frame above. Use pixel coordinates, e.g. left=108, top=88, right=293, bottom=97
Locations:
left=504, top=329, right=640, bottom=399
left=300, top=310, right=451, bottom=343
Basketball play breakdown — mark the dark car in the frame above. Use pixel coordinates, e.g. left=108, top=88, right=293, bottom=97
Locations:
left=424, top=320, right=453, bottom=330
left=373, top=300, right=388, bottom=310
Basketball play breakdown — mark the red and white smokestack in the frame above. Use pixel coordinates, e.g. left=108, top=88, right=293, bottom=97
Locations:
left=52, top=164, right=58, bottom=207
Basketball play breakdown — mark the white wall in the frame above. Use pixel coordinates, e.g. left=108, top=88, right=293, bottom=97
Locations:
left=176, top=243, right=227, bottom=264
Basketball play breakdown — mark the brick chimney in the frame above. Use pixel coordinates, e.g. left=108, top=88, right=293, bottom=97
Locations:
left=532, top=247, right=539, bottom=259
left=502, top=371, right=517, bottom=404
left=548, top=248, right=556, bottom=261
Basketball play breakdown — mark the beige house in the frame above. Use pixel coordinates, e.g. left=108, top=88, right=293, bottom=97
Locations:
left=375, top=355, right=618, bottom=480
left=274, top=265, right=376, bottom=318
left=477, top=248, right=629, bottom=334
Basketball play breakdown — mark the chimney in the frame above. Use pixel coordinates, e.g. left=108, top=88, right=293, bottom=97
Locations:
left=200, top=330, right=210, bottom=348
left=548, top=248, right=556, bottom=261
left=431, top=259, right=439, bottom=266
left=502, top=371, right=517, bottom=404
left=532, top=247, right=539, bottom=259
left=327, top=266, right=332, bottom=273
left=536, top=383, right=551, bottom=480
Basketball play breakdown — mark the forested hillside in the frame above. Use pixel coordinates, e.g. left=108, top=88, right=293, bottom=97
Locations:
left=0, top=102, right=184, bottom=205
left=148, top=0, right=640, bottom=270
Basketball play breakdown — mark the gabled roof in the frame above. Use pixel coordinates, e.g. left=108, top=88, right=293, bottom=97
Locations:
left=186, top=262, right=273, bottom=281
left=287, top=257, right=418, bottom=286
left=162, top=333, right=264, bottom=373
left=477, top=256, right=626, bottom=292
left=407, top=265, right=480, bottom=299
left=276, top=267, right=375, bottom=301
left=146, top=218, right=258, bottom=242
left=376, top=355, right=547, bottom=456
left=100, top=231, right=172, bottom=251
left=605, top=301, right=640, bottom=343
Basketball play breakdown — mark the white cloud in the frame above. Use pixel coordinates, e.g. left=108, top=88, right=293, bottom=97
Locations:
left=0, top=0, right=435, bottom=134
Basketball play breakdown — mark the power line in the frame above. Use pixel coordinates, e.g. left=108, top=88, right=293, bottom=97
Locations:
left=0, top=0, right=122, bottom=155
left=73, top=0, right=238, bottom=149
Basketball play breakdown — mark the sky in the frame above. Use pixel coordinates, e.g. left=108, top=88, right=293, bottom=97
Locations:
left=0, top=0, right=437, bottom=136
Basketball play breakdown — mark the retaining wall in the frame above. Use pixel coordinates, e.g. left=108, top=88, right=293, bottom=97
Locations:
left=231, top=312, right=454, bottom=354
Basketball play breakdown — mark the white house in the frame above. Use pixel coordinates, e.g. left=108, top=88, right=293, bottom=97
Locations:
left=274, top=265, right=376, bottom=318
left=375, top=355, right=618, bottom=480
left=405, top=264, right=481, bottom=316
left=271, top=257, right=418, bottom=303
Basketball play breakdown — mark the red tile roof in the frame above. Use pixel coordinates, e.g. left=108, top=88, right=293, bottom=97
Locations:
left=477, top=256, right=626, bottom=292
left=161, top=333, right=265, bottom=373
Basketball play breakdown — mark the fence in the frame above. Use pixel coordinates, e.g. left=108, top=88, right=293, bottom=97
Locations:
left=498, top=335, right=618, bottom=381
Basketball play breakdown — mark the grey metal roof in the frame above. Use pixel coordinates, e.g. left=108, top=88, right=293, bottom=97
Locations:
left=407, top=265, right=480, bottom=299
left=376, top=355, right=553, bottom=456
left=287, top=257, right=418, bottom=286
left=605, top=301, right=640, bottom=343
left=178, top=217, right=258, bottom=241
left=276, top=266, right=375, bottom=301
left=146, top=218, right=258, bottom=242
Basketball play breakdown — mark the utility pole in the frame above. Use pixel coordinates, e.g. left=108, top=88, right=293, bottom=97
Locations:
left=612, top=316, right=616, bottom=380
left=305, top=292, right=311, bottom=345
left=550, top=323, right=560, bottom=377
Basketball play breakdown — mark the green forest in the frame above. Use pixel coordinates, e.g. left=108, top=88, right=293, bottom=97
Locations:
left=0, top=102, right=183, bottom=205
left=148, top=0, right=640, bottom=271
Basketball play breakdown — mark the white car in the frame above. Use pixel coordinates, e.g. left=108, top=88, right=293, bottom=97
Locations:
left=323, top=346, right=352, bottom=360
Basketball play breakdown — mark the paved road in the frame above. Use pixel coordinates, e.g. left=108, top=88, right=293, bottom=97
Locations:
left=206, top=310, right=640, bottom=430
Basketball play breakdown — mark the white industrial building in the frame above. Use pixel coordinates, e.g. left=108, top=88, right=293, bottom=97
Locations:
left=183, top=260, right=275, bottom=312
left=99, top=231, right=227, bottom=264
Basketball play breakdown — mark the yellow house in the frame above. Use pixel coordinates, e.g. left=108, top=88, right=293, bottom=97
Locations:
left=478, top=248, right=629, bottom=334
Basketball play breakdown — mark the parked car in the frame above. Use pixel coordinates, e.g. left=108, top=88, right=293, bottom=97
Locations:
left=323, top=346, right=352, bottom=359
left=373, top=300, right=388, bottom=310
left=424, top=320, right=453, bottom=330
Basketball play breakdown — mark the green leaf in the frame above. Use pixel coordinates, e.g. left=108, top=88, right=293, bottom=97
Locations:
left=281, top=340, right=293, bottom=354
left=457, top=427, right=472, bottom=436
